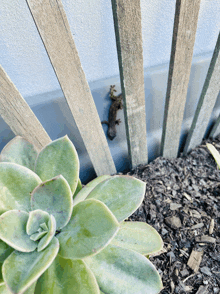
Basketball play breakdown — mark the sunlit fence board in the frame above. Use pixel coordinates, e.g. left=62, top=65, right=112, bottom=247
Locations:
left=0, top=65, right=51, bottom=151
left=161, top=0, right=201, bottom=158
left=183, top=33, right=220, bottom=154
left=26, top=0, right=116, bottom=176
left=111, top=0, right=148, bottom=168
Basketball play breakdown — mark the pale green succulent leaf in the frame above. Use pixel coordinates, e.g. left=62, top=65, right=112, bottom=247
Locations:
left=0, top=136, right=38, bottom=171
left=0, top=241, right=14, bottom=264
left=26, top=210, right=50, bottom=235
left=84, top=244, right=163, bottom=294
left=40, top=223, right=48, bottom=231
left=57, top=199, right=119, bottom=259
left=206, top=143, right=220, bottom=169
left=0, top=210, right=37, bottom=252
left=87, top=176, right=146, bottom=222
left=35, top=135, right=79, bottom=194
left=30, top=231, right=47, bottom=241
left=2, top=237, right=59, bottom=294
left=72, top=175, right=111, bottom=206
left=30, top=175, right=73, bottom=230
left=111, top=221, right=163, bottom=255
left=0, top=163, right=41, bottom=215
left=35, top=255, right=100, bottom=294
left=72, top=179, right=83, bottom=199
left=37, top=215, right=56, bottom=252
left=0, top=281, right=36, bottom=294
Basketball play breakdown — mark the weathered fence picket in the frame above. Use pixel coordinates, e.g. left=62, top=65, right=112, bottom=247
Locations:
left=0, top=0, right=219, bottom=178
left=111, top=0, right=148, bottom=168
left=0, top=65, right=51, bottom=152
left=26, top=0, right=116, bottom=176
left=161, top=0, right=201, bottom=158
left=183, top=32, right=220, bottom=154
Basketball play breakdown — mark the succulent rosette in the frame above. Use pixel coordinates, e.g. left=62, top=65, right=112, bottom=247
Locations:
left=0, top=135, right=163, bottom=294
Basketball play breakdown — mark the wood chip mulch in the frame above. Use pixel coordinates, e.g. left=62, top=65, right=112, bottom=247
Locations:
left=126, top=136, right=220, bottom=294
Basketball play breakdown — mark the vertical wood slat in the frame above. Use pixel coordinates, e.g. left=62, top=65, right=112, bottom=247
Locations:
left=183, top=32, right=220, bottom=154
left=26, top=0, right=116, bottom=176
left=0, top=65, right=51, bottom=152
left=161, top=0, right=201, bottom=158
left=209, top=112, right=220, bottom=138
left=111, top=0, right=148, bottom=168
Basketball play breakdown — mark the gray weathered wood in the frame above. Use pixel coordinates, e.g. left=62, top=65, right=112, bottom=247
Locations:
left=184, top=32, right=220, bottom=154
left=26, top=0, right=116, bottom=176
left=161, top=0, right=201, bottom=158
left=0, top=65, right=51, bottom=151
left=209, top=113, right=220, bottom=138
left=111, top=0, right=148, bottom=168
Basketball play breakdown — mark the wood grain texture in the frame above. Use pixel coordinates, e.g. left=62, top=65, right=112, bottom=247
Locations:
left=161, top=0, right=201, bottom=158
left=111, top=0, right=148, bottom=168
left=0, top=65, right=51, bottom=152
left=183, top=33, right=220, bottom=154
left=26, top=0, right=116, bottom=176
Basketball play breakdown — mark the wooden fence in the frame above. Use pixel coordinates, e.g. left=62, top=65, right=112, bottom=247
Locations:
left=0, top=0, right=220, bottom=177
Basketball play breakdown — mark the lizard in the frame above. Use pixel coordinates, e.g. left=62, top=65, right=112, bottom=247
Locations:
left=101, top=85, right=123, bottom=140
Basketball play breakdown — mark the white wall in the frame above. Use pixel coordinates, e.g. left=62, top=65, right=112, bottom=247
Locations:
left=0, top=0, right=219, bottom=99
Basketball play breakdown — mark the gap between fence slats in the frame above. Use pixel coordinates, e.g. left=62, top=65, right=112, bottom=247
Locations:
left=183, top=33, right=220, bottom=154
left=0, top=65, right=51, bottom=152
left=111, top=0, right=148, bottom=169
left=26, top=0, right=116, bottom=176
left=161, top=0, right=201, bottom=158
left=210, top=110, right=220, bottom=138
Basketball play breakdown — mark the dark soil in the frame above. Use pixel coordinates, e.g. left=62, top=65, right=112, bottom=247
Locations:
left=126, top=136, right=220, bottom=294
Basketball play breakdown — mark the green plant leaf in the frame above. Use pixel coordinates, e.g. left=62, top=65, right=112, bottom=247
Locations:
left=84, top=244, right=163, bottom=294
left=72, top=179, right=83, bottom=199
left=35, top=255, right=100, bottom=294
left=2, top=237, right=59, bottom=294
left=0, top=241, right=14, bottom=263
left=35, top=135, right=79, bottom=194
left=206, top=143, right=220, bottom=169
left=72, top=175, right=111, bottom=206
left=0, top=281, right=37, bottom=294
left=0, top=163, right=41, bottom=215
left=111, top=221, right=163, bottom=255
left=37, top=215, right=56, bottom=252
left=26, top=210, right=50, bottom=236
left=30, top=175, right=73, bottom=230
left=87, top=176, right=146, bottom=222
left=0, top=136, right=38, bottom=171
left=57, top=199, right=119, bottom=260
left=0, top=210, right=37, bottom=252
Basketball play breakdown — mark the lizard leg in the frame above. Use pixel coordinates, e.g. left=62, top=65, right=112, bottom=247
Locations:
left=101, top=120, right=109, bottom=125
left=115, top=119, right=121, bottom=125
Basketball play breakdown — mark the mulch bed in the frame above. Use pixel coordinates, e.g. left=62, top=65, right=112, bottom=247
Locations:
left=126, top=136, right=220, bottom=294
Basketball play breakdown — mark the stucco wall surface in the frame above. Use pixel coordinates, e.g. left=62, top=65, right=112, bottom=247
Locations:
left=0, top=0, right=219, bottom=99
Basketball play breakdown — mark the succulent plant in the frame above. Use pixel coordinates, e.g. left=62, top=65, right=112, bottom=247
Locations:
left=0, top=135, right=163, bottom=294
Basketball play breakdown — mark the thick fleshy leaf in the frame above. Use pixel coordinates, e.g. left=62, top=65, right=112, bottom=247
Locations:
left=0, top=210, right=37, bottom=252
left=37, top=215, right=56, bottom=252
left=0, top=241, right=13, bottom=263
left=111, top=221, right=163, bottom=255
left=26, top=210, right=50, bottom=235
left=206, top=143, right=220, bottom=169
left=0, top=163, right=41, bottom=215
left=30, top=175, right=73, bottom=230
left=35, top=255, right=100, bottom=294
left=0, top=136, right=38, bottom=171
left=72, top=175, right=111, bottom=206
left=72, top=179, right=83, bottom=199
left=0, top=281, right=37, bottom=294
left=57, top=199, right=119, bottom=259
left=2, top=237, right=59, bottom=294
left=35, top=136, right=79, bottom=193
left=87, top=176, right=146, bottom=222
left=84, top=244, right=163, bottom=294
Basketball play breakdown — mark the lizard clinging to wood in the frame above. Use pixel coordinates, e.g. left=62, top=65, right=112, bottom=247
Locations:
left=101, top=85, right=123, bottom=140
